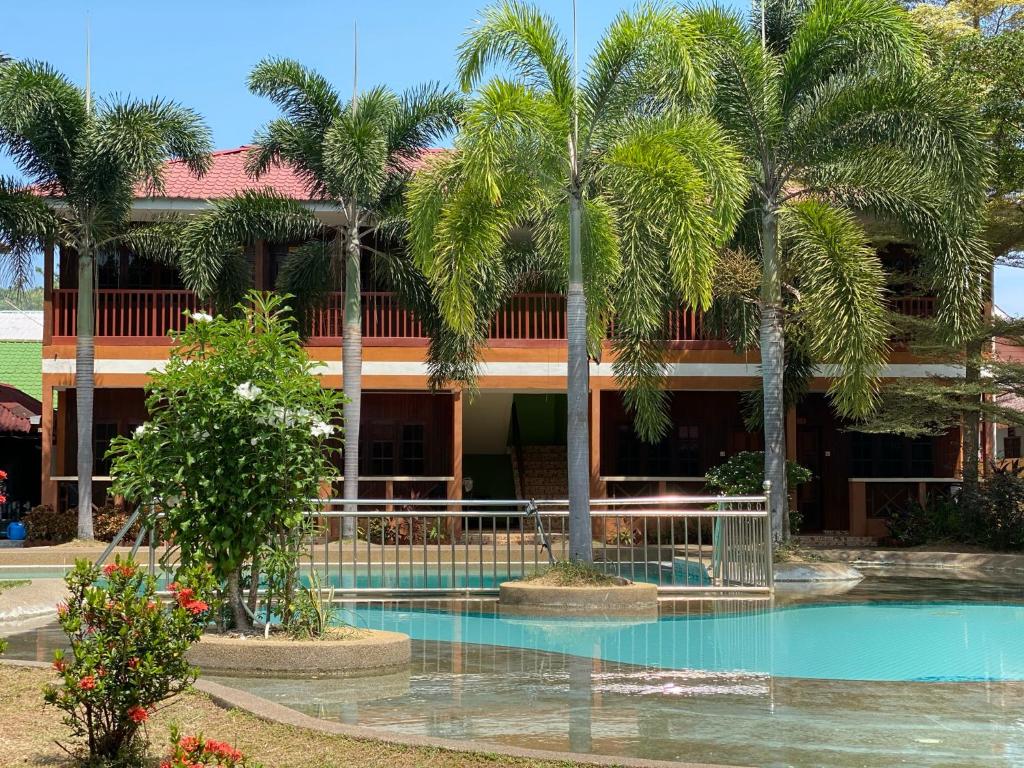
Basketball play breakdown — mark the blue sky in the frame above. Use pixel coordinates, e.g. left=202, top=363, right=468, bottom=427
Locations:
left=2, top=0, right=1021, bottom=312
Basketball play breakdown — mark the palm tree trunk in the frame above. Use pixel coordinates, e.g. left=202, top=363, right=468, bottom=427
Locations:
left=76, top=243, right=95, bottom=541
left=341, top=230, right=361, bottom=538
left=759, top=208, right=788, bottom=543
left=566, top=191, right=592, bottom=562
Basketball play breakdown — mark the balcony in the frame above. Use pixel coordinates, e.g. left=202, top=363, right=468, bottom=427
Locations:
left=49, top=289, right=723, bottom=346
left=48, top=289, right=936, bottom=347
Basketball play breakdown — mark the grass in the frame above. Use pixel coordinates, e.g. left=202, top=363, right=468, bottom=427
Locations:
left=0, top=665, right=597, bottom=768
left=522, top=560, right=621, bottom=587
left=0, top=579, right=29, bottom=595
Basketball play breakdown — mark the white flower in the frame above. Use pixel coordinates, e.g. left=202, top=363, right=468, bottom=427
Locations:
left=191, top=311, right=214, bottom=323
left=234, top=381, right=262, bottom=401
left=250, top=437, right=259, bottom=446
left=311, top=420, right=335, bottom=439
left=134, top=423, right=149, bottom=438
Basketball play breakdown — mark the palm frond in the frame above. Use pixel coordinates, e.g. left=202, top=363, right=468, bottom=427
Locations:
left=0, top=175, right=54, bottom=289
left=248, top=58, right=342, bottom=131
left=0, top=59, right=88, bottom=191
left=458, top=1, right=574, bottom=111
left=781, top=198, right=889, bottom=418
left=781, top=0, right=925, bottom=110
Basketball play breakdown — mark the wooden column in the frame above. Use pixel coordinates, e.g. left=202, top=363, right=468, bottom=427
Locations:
left=447, top=389, right=463, bottom=542
left=785, top=405, right=798, bottom=516
left=254, top=240, right=269, bottom=291
left=40, top=384, right=56, bottom=509
left=43, top=241, right=54, bottom=344
left=589, top=388, right=605, bottom=498
left=848, top=481, right=866, bottom=537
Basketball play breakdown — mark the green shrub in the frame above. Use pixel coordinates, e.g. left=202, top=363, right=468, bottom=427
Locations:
left=108, top=293, right=345, bottom=628
left=23, top=504, right=75, bottom=543
left=887, top=471, right=1024, bottom=551
left=43, top=557, right=216, bottom=766
left=704, top=451, right=813, bottom=496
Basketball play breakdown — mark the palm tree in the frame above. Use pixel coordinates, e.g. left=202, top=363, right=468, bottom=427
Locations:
left=0, top=60, right=212, bottom=539
left=173, top=61, right=461, bottom=532
left=407, top=3, right=749, bottom=561
left=694, top=0, right=992, bottom=541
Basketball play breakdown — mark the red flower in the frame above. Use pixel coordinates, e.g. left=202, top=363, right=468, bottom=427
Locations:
left=127, top=705, right=148, bottom=723
left=168, top=581, right=180, bottom=592
left=96, top=666, right=106, bottom=678
left=53, top=659, right=66, bottom=672
left=119, top=563, right=137, bottom=577
left=127, top=657, right=140, bottom=669
left=78, top=675, right=96, bottom=690
left=184, top=600, right=209, bottom=616
left=179, top=736, right=201, bottom=753
left=175, top=587, right=195, bottom=604
left=0, top=495, right=7, bottom=504
left=146, top=600, right=158, bottom=611
left=159, top=762, right=172, bottom=768
left=103, top=563, right=119, bottom=577
left=56, top=602, right=68, bottom=617
left=0, top=470, right=8, bottom=479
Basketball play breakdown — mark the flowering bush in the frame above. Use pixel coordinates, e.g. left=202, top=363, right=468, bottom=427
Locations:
left=43, top=557, right=216, bottom=765
left=108, top=293, right=344, bottom=627
left=0, top=468, right=7, bottom=504
left=23, top=504, right=76, bottom=543
left=161, top=727, right=261, bottom=768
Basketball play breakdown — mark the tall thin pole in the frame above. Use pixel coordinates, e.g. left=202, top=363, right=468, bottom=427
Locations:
left=572, top=0, right=578, bottom=154
left=85, top=13, right=92, bottom=112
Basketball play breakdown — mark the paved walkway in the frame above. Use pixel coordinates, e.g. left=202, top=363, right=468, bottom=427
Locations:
left=815, top=548, right=1024, bottom=572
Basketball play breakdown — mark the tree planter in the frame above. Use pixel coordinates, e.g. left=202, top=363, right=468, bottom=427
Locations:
left=187, top=628, right=410, bottom=678
left=773, top=563, right=864, bottom=596
left=498, top=580, right=658, bottom=616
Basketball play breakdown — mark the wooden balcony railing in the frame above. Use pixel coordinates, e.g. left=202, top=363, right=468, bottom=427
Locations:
left=50, top=288, right=939, bottom=345
left=891, top=296, right=936, bottom=317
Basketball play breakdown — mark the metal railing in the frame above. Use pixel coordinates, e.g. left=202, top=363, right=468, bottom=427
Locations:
left=300, top=492, right=772, bottom=595
left=104, top=492, right=772, bottom=597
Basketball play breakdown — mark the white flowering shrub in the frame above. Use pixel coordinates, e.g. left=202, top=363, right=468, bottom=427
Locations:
left=109, top=293, right=344, bottom=626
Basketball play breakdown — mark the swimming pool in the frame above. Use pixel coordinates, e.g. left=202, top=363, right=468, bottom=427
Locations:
left=5, top=571, right=1024, bottom=767
left=342, top=599, right=1024, bottom=682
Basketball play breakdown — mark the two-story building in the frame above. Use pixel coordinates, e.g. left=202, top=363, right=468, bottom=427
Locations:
left=39, top=146, right=969, bottom=541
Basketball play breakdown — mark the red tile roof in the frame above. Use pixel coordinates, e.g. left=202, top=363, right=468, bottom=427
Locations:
left=0, top=383, right=40, bottom=434
left=136, top=146, right=448, bottom=202
left=142, top=146, right=315, bottom=201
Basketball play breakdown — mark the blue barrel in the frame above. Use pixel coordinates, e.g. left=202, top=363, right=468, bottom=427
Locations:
left=6, top=521, right=26, bottom=541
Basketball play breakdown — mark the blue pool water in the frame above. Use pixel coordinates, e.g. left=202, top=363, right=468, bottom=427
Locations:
left=344, top=601, right=1024, bottom=682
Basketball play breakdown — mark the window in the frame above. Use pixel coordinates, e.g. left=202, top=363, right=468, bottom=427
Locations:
left=93, top=423, right=119, bottom=475
left=400, top=425, right=425, bottom=475
left=677, top=425, right=700, bottom=476
left=1006, top=428, right=1022, bottom=459
left=850, top=433, right=934, bottom=478
left=370, top=441, right=394, bottom=475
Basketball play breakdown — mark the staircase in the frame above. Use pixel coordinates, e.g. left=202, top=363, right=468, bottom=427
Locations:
left=510, top=445, right=568, bottom=501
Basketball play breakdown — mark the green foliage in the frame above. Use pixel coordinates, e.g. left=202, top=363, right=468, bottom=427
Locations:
left=887, top=471, right=1024, bottom=550
left=704, top=451, right=813, bottom=496
left=42, top=557, right=215, bottom=765
left=287, top=569, right=338, bottom=640
left=107, top=293, right=345, bottom=595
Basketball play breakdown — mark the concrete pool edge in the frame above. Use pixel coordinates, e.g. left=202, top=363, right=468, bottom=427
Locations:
left=0, top=659, right=747, bottom=768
